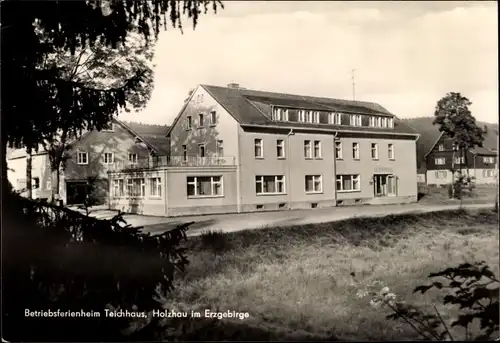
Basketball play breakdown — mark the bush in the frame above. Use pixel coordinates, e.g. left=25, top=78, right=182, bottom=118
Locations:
left=200, top=229, right=233, bottom=254
left=3, top=191, right=191, bottom=341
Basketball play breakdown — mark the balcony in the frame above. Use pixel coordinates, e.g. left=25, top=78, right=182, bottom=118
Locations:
left=110, top=155, right=236, bottom=172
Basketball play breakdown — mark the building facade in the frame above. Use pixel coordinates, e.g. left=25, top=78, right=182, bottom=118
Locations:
left=424, top=133, right=497, bottom=185
left=108, top=84, right=420, bottom=216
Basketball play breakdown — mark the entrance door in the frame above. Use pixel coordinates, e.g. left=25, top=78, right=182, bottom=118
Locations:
left=66, top=181, right=87, bottom=205
left=374, top=174, right=397, bottom=197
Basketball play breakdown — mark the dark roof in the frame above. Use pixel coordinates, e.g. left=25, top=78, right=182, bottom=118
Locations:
left=140, top=135, right=170, bottom=156
left=201, top=84, right=417, bottom=136
left=403, top=117, right=498, bottom=167
left=121, top=121, right=170, bottom=137
left=470, top=146, right=496, bottom=155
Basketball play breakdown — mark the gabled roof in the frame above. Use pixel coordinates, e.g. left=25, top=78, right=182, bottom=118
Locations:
left=120, top=121, right=170, bottom=137
left=166, top=84, right=418, bottom=136
left=423, top=130, right=497, bottom=157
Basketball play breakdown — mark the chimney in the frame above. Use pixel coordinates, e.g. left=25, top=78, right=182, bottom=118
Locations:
left=227, top=83, right=240, bottom=89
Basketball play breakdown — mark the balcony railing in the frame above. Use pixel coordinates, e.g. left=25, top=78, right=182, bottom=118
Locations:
left=110, top=155, right=236, bottom=172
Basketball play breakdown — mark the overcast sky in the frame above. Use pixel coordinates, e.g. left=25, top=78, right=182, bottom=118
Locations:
left=119, top=1, right=498, bottom=125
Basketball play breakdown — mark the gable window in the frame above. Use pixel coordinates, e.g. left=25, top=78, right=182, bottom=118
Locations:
left=255, top=175, right=285, bottom=195
left=371, top=143, right=379, bottom=160
left=198, top=144, right=206, bottom=157
left=150, top=177, right=162, bottom=197
left=112, top=179, right=124, bottom=197
left=305, top=175, right=322, bottom=193
left=104, top=152, right=114, bottom=164
left=336, top=174, right=361, bottom=192
left=185, top=116, right=192, bottom=130
left=210, top=111, right=217, bottom=126
left=438, top=144, right=444, bottom=151
left=196, top=94, right=204, bottom=103
left=187, top=176, right=223, bottom=197
left=77, top=152, right=88, bottom=165
left=198, top=113, right=205, bottom=128
left=102, top=122, right=114, bottom=132
left=128, top=153, right=138, bottom=164
left=182, top=145, right=188, bottom=162
left=313, top=140, right=322, bottom=158
left=435, top=157, right=446, bottom=165
left=127, top=178, right=145, bottom=197
left=352, top=142, right=360, bottom=160
left=335, top=141, right=343, bottom=159
left=216, top=140, right=224, bottom=157
left=304, top=140, right=312, bottom=159
left=454, top=156, right=465, bottom=164
left=388, top=144, right=395, bottom=160
left=277, top=139, right=285, bottom=158
left=350, top=114, right=362, bottom=126
left=254, top=138, right=263, bottom=158
left=272, top=107, right=288, bottom=121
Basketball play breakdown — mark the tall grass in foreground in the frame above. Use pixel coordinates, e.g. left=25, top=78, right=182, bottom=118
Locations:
left=165, top=209, right=499, bottom=341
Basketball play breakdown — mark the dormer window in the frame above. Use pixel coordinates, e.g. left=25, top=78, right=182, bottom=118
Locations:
left=312, top=111, right=320, bottom=123
left=298, top=110, right=306, bottom=122
left=272, top=107, right=288, bottom=121
left=438, top=144, right=444, bottom=151
left=329, top=112, right=342, bottom=125
left=388, top=117, right=394, bottom=128
left=350, top=114, right=362, bottom=126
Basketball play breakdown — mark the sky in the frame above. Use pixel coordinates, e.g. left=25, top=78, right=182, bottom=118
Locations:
left=119, top=1, right=499, bottom=125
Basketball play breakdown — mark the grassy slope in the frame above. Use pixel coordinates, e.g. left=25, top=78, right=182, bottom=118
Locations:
left=164, top=209, right=499, bottom=341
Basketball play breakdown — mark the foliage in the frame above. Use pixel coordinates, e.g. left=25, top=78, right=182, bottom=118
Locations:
left=360, top=262, right=499, bottom=341
left=2, top=190, right=192, bottom=341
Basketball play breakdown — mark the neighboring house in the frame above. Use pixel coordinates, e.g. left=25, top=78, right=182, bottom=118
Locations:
left=7, top=119, right=170, bottom=205
left=424, top=132, right=498, bottom=185
left=108, top=83, right=420, bottom=216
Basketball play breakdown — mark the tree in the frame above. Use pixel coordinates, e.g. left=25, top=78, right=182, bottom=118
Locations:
left=433, top=92, right=486, bottom=197
left=41, top=33, right=155, bottom=203
left=1, top=0, right=223, bottom=199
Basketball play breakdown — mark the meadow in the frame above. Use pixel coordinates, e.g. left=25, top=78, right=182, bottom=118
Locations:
left=162, top=208, right=499, bottom=341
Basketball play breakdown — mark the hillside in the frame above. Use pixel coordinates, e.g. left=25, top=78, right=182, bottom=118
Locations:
left=402, top=117, right=498, bottom=169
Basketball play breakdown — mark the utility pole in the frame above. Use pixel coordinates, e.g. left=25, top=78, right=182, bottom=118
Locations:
left=351, top=69, right=356, bottom=101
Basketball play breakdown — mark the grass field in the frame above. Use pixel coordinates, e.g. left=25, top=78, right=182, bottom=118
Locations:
left=160, top=208, right=499, bottom=341
left=418, top=184, right=497, bottom=205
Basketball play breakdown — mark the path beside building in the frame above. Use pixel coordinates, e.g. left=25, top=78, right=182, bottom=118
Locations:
left=71, top=201, right=495, bottom=237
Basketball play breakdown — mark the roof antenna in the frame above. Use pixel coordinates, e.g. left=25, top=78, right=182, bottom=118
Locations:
left=351, top=68, right=356, bottom=101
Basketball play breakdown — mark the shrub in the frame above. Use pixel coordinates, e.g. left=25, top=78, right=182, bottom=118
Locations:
left=3, top=191, right=191, bottom=341
left=200, top=229, right=233, bottom=254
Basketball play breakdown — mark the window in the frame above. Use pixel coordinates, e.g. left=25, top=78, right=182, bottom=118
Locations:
left=454, top=156, right=465, bottom=164
left=335, top=141, right=343, bottom=159
left=182, top=145, right=188, bottom=162
left=272, top=107, right=288, bottom=121
left=254, top=138, right=263, bottom=158
left=371, top=143, right=379, bottom=160
left=435, top=157, right=446, bottom=165
left=350, top=114, right=362, bottom=126
left=33, top=177, right=40, bottom=189
left=438, top=144, right=444, bottom=151
left=276, top=139, right=285, bottom=158
left=102, top=122, right=114, bottom=132
left=313, top=140, right=322, bottom=158
left=216, top=140, right=224, bottom=157
left=382, top=117, right=388, bottom=128
left=298, top=110, right=306, bottom=122
left=312, top=111, right=320, bottom=123
left=113, top=179, right=124, bottom=197
left=435, top=171, right=447, bottom=179
left=329, top=112, right=342, bottom=125
left=387, top=118, right=394, bottom=128
left=46, top=180, right=51, bottom=190
left=336, top=174, right=360, bottom=192
left=103, top=152, right=114, bottom=164
left=196, top=94, right=204, bottom=103
left=484, top=170, right=495, bottom=178
left=210, top=111, right=217, bottom=126
left=77, top=152, right=88, bottom=165
left=305, top=175, right=322, bottom=193
left=376, top=117, right=382, bottom=127
left=304, top=140, right=312, bottom=159
left=305, top=111, right=313, bottom=123
left=187, top=176, right=223, bottom=197
left=255, top=175, right=285, bottom=195
left=388, top=144, right=395, bottom=160
left=150, top=177, right=162, bottom=197
left=352, top=142, right=360, bottom=160
left=369, top=117, right=376, bottom=127
left=198, top=113, right=205, bottom=127
left=198, top=144, right=206, bottom=157
left=128, top=153, right=138, bottom=164
left=185, top=116, right=192, bottom=130
left=483, top=156, right=495, bottom=163
left=127, top=178, right=145, bottom=197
